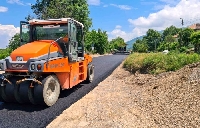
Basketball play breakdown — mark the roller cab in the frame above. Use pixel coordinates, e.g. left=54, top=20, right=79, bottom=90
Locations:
left=0, top=18, right=94, bottom=107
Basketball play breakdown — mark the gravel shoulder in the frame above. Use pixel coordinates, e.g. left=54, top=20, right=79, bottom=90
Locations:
left=47, top=61, right=200, bottom=128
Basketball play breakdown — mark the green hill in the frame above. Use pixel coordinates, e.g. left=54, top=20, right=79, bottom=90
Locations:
left=126, top=35, right=145, bottom=50
left=126, top=30, right=164, bottom=50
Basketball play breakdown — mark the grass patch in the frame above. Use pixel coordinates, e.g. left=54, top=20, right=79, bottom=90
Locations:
left=123, top=52, right=200, bottom=74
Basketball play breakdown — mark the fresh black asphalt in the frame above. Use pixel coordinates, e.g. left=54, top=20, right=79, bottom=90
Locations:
left=0, top=55, right=127, bottom=128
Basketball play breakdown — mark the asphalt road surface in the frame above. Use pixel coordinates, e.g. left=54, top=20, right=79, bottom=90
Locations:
left=0, top=55, right=127, bottom=128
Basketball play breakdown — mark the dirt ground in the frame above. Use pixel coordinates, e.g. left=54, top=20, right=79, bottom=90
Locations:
left=47, top=61, right=200, bottom=128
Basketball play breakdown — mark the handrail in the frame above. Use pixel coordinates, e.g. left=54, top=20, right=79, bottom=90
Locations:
left=46, top=37, right=62, bottom=68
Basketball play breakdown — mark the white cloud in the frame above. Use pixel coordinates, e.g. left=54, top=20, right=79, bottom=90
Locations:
left=103, top=4, right=108, bottom=7
left=7, top=0, right=24, bottom=5
left=115, top=25, right=122, bottom=29
left=160, top=0, right=180, bottom=6
left=110, top=4, right=132, bottom=10
left=108, top=26, right=147, bottom=42
left=88, top=0, right=100, bottom=6
left=108, top=0, right=200, bottom=42
left=0, top=25, right=20, bottom=49
left=0, top=6, right=8, bottom=12
left=7, top=0, right=34, bottom=6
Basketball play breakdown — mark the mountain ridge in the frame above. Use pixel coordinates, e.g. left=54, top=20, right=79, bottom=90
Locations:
left=126, top=30, right=164, bottom=50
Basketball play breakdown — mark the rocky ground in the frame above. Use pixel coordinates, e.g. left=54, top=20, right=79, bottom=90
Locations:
left=47, top=61, right=200, bottom=128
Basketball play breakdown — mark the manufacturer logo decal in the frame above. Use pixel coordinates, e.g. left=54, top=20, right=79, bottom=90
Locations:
left=12, top=64, right=24, bottom=69
left=49, top=63, right=65, bottom=69
left=16, top=56, right=23, bottom=61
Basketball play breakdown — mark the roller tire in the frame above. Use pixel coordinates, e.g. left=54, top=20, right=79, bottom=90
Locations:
left=28, top=75, right=60, bottom=106
left=43, top=75, right=60, bottom=106
left=85, top=63, right=94, bottom=83
left=0, top=88, right=4, bottom=102
left=0, top=78, right=17, bottom=103
left=28, top=82, right=43, bottom=105
left=0, top=77, right=4, bottom=102
left=28, top=85, right=37, bottom=105
left=14, top=81, right=30, bottom=104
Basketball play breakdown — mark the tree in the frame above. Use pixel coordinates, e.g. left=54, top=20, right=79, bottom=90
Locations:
left=164, top=35, right=176, bottom=43
left=25, top=14, right=35, bottom=21
left=190, top=31, right=200, bottom=53
left=162, top=25, right=180, bottom=41
left=109, top=37, right=126, bottom=51
left=7, top=33, right=21, bottom=53
left=84, top=29, right=97, bottom=52
left=133, top=39, right=148, bottom=53
left=143, top=29, right=161, bottom=51
left=96, top=29, right=109, bottom=54
left=31, top=0, right=92, bottom=33
left=178, top=28, right=194, bottom=47
left=0, top=49, right=10, bottom=59
left=84, top=29, right=109, bottom=54
left=157, top=41, right=179, bottom=51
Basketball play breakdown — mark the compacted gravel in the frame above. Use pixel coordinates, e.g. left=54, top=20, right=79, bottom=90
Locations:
left=0, top=55, right=127, bottom=128
left=47, top=61, right=200, bottom=128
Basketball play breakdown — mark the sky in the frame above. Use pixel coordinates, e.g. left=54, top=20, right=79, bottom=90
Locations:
left=0, top=0, right=200, bottom=48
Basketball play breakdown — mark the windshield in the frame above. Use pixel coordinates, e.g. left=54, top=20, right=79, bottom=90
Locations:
left=33, top=24, right=68, bottom=40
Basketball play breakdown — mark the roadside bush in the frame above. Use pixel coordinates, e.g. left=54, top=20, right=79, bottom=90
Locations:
left=0, top=49, right=10, bottom=59
left=123, top=53, right=149, bottom=72
left=124, top=52, right=200, bottom=74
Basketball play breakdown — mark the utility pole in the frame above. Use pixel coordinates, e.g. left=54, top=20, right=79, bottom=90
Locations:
left=180, top=18, right=184, bottom=47
left=180, top=18, right=184, bottom=26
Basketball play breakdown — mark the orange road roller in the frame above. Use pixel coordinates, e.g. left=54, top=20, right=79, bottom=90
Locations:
left=0, top=18, right=94, bottom=106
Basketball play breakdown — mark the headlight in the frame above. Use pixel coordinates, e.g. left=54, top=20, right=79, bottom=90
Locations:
left=29, top=61, right=45, bottom=72
left=31, top=64, right=35, bottom=70
left=0, top=63, right=3, bottom=70
left=37, top=64, right=42, bottom=71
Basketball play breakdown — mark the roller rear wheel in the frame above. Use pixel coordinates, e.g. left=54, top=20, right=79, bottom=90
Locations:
left=43, top=75, right=60, bottom=106
left=0, top=77, right=5, bottom=102
left=28, top=75, right=60, bottom=106
left=85, top=63, right=94, bottom=83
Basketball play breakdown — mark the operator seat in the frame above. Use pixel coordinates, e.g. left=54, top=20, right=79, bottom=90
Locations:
left=56, top=35, right=69, bottom=57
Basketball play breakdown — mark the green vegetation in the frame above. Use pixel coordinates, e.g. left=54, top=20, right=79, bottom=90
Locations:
left=132, top=25, right=200, bottom=53
left=129, top=25, right=200, bottom=74
left=0, top=49, right=10, bottom=59
left=84, top=29, right=109, bottom=54
left=124, top=52, right=200, bottom=74
left=31, top=0, right=92, bottom=33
